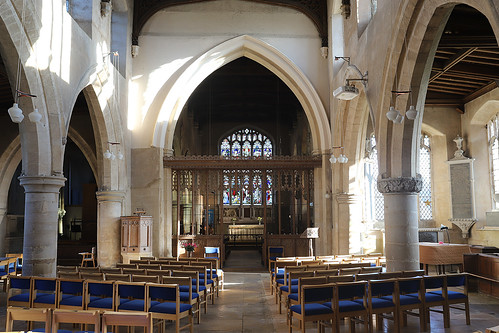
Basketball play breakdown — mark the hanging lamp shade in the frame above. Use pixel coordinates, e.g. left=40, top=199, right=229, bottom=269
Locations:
left=28, top=108, right=42, bottom=123
left=406, top=105, right=417, bottom=120
left=386, top=106, right=398, bottom=121
left=8, top=103, right=24, bottom=123
left=329, top=155, right=337, bottom=164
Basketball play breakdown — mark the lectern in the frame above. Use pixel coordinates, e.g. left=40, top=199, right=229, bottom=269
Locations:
left=300, top=227, right=319, bottom=256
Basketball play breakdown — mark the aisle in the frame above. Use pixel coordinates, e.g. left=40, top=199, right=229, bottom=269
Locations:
left=223, top=249, right=266, bottom=272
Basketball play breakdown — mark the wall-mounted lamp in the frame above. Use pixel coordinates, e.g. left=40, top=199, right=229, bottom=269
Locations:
left=104, top=141, right=123, bottom=160
left=333, top=57, right=368, bottom=101
left=386, top=90, right=418, bottom=124
left=131, top=44, right=140, bottom=58
left=329, top=146, right=348, bottom=164
left=101, top=0, right=112, bottom=16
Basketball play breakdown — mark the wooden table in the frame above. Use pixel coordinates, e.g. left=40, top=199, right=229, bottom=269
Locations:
left=419, top=242, right=471, bottom=274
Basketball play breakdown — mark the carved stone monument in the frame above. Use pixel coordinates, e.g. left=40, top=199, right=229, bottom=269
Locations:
left=447, top=135, right=476, bottom=238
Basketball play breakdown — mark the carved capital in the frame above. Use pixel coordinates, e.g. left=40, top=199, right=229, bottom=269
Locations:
left=377, top=176, right=422, bottom=194
left=450, top=218, right=476, bottom=238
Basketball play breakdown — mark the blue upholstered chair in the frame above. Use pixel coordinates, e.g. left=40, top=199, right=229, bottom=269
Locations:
left=364, top=278, right=399, bottom=332
left=278, top=270, right=313, bottom=314
left=163, top=275, right=201, bottom=323
left=204, top=246, right=220, bottom=260
left=286, top=276, right=328, bottom=323
left=6, top=276, right=32, bottom=308
left=394, top=277, right=425, bottom=332
left=415, top=275, right=450, bottom=329
left=101, top=311, right=152, bottom=333
left=85, top=280, right=116, bottom=311
left=326, top=281, right=369, bottom=333
left=116, top=281, right=147, bottom=312
left=288, top=283, right=335, bottom=332
left=268, top=246, right=284, bottom=272
left=172, top=270, right=207, bottom=314
left=57, top=278, right=85, bottom=310
left=32, top=277, right=57, bottom=309
left=147, top=283, right=193, bottom=332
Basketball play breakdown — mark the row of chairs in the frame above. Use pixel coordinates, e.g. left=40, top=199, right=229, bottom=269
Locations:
left=6, top=308, right=152, bottom=333
left=285, top=273, right=470, bottom=333
left=7, top=276, right=194, bottom=332
left=270, top=261, right=379, bottom=296
left=277, top=269, right=425, bottom=315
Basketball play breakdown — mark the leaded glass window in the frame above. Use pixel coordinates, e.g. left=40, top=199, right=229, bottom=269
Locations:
left=220, top=129, right=273, bottom=205
left=487, top=114, right=499, bottom=208
left=419, top=134, right=433, bottom=220
left=364, top=134, right=384, bottom=221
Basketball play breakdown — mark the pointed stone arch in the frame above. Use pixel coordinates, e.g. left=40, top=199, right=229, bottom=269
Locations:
left=147, top=35, right=331, bottom=155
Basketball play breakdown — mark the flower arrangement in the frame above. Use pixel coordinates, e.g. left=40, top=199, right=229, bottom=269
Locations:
left=182, top=242, right=197, bottom=252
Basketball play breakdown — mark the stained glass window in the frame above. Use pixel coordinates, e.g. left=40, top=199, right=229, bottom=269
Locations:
left=219, top=129, right=273, bottom=205
left=419, top=134, right=433, bottom=220
left=220, top=128, right=272, bottom=158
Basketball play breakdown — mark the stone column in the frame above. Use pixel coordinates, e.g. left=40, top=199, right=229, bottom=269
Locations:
left=96, top=191, right=125, bottom=268
left=378, top=176, right=422, bottom=272
left=19, top=175, right=66, bottom=277
left=0, top=206, right=7, bottom=255
left=335, top=193, right=363, bottom=254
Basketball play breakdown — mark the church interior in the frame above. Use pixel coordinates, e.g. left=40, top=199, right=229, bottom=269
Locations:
left=0, top=0, right=499, bottom=331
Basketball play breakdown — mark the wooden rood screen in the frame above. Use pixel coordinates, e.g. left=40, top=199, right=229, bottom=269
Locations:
left=165, top=156, right=320, bottom=237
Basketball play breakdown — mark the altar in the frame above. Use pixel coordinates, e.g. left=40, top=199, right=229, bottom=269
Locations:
left=227, top=224, right=264, bottom=246
left=419, top=242, right=471, bottom=274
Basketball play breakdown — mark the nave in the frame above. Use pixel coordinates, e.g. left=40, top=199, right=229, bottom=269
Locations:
left=3, top=250, right=498, bottom=332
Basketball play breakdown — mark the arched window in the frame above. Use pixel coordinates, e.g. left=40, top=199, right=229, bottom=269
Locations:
left=364, top=134, right=384, bottom=222
left=220, top=128, right=273, bottom=205
left=419, top=133, right=433, bottom=220
left=220, top=128, right=272, bottom=158
left=487, top=114, right=499, bottom=208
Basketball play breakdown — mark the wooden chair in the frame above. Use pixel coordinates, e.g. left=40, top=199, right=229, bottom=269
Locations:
left=361, top=266, right=383, bottom=273
left=185, top=265, right=215, bottom=305
left=419, top=275, right=450, bottom=329
left=6, top=276, right=32, bottom=308
left=395, top=277, right=425, bottom=332
left=51, top=309, right=100, bottom=333
left=270, top=260, right=298, bottom=295
left=146, top=269, right=171, bottom=278
left=286, top=276, right=328, bottom=319
left=122, top=268, right=146, bottom=275
left=32, top=277, right=58, bottom=309
left=6, top=307, right=50, bottom=332
left=288, top=283, right=335, bottom=332
left=115, top=281, right=147, bottom=312
left=78, top=266, right=100, bottom=273
left=355, top=272, right=380, bottom=281
left=278, top=270, right=314, bottom=314
left=268, top=245, right=284, bottom=270
left=6, top=253, right=23, bottom=275
left=57, top=265, right=78, bottom=272
left=171, top=270, right=207, bottom=314
left=79, top=247, right=96, bottom=267
left=138, top=263, right=161, bottom=270
left=366, top=278, right=399, bottom=332
left=163, top=275, right=201, bottom=324
left=339, top=267, right=362, bottom=276
left=57, top=278, right=85, bottom=310
left=314, top=269, right=339, bottom=277
left=330, top=281, right=369, bottom=333
left=140, top=256, right=156, bottom=261
left=147, top=283, right=194, bottom=333
left=327, top=275, right=356, bottom=283
left=101, top=311, right=153, bottom=333
left=204, top=246, right=220, bottom=260
left=85, top=280, right=115, bottom=311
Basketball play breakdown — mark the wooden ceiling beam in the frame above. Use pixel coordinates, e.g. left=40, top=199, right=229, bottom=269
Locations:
left=438, top=36, right=498, bottom=48
left=430, top=47, right=478, bottom=83
left=427, top=86, right=468, bottom=95
left=463, top=80, right=499, bottom=103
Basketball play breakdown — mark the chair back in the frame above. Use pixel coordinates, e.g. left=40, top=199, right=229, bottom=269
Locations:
left=122, top=268, right=146, bottom=275
left=369, top=278, right=397, bottom=297
left=101, top=267, right=122, bottom=274
left=132, top=274, right=160, bottom=283
left=360, top=266, right=383, bottom=273
left=32, top=277, right=57, bottom=308
left=314, top=269, right=338, bottom=277
left=204, top=246, right=220, bottom=258
left=301, top=283, right=335, bottom=303
left=116, top=282, right=147, bottom=311
left=105, top=273, right=131, bottom=282
left=57, top=278, right=85, bottom=309
left=57, top=265, right=78, bottom=272
left=378, top=271, right=403, bottom=279
left=268, top=246, right=284, bottom=260
left=305, top=264, right=328, bottom=271
left=336, top=280, right=368, bottom=300
left=328, top=275, right=355, bottom=283
left=339, top=267, right=361, bottom=275
left=401, top=269, right=425, bottom=277
left=101, top=311, right=153, bottom=333
left=58, top=271, right=81, bottom=279
left=138, top=264, right=161, bottom=270
left=6, top=307, right=50, bottom=332
left=398, top=276, right=424, bottom=295
left=355, top=272, right=380, bottom=281
left=7, top=276, right=33, bottom=307
left=78, top=266, right=100, bottom=273
left=80, top=272, right=104, bottom=281
left=52, top=309, right=100, bottom=333
left=146, top=269, right=170, bottom=277
left=85, top=280, right=115, bottom=311
left=116, top=263, right=137, bottom=269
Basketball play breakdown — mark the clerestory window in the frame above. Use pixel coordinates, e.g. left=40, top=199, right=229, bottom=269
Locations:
left=419, top=134, right=433, bottom=220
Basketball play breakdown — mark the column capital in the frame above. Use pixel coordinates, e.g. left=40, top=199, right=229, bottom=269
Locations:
left=377, top=176, right=422, bottom=194
left=96, top=190, right=126, bottom=202
left=19, top=175, right=66, bottom=193
left=164, top=148, right=174, bottom=157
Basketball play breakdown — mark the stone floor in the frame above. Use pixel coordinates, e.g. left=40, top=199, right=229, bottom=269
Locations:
left=1, top=249, right=499, bottom=332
